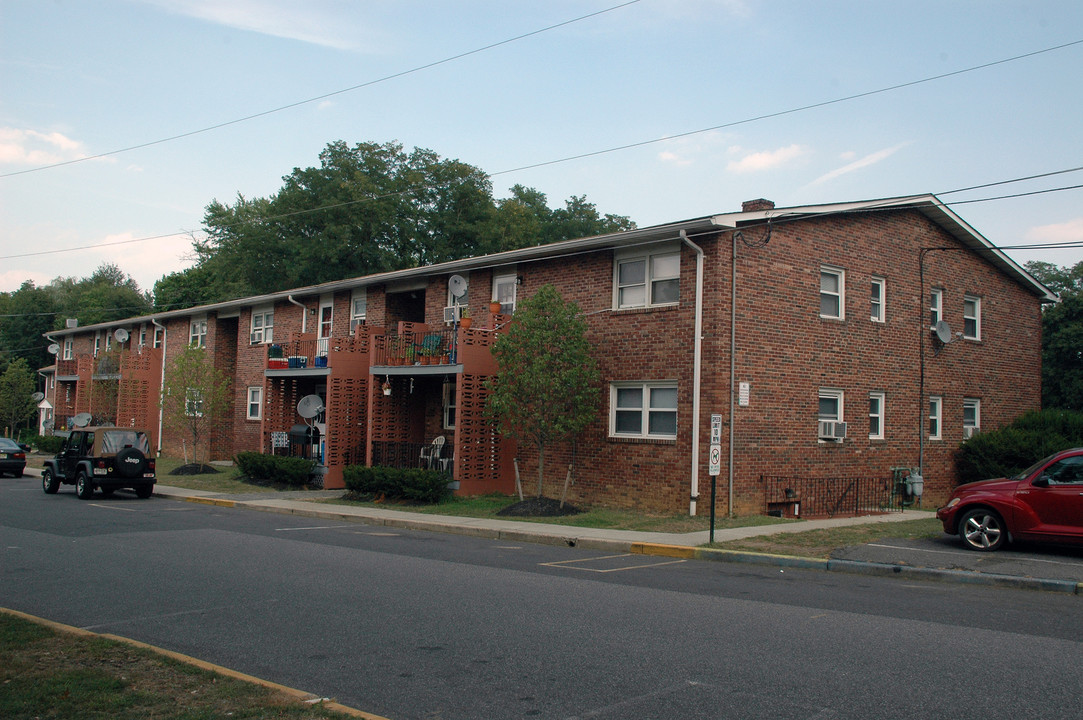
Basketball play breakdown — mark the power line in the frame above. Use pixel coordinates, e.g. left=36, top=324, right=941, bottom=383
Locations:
left=0, top=0, right=643, bottom=179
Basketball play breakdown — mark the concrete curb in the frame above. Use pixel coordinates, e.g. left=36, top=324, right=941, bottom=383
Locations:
left=0, top=607, right=384, bottom=719
left=158, top=489, right=1083, bottom=595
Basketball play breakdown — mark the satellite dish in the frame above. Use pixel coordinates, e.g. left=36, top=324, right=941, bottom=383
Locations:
left=114, top=328, right=130, bottom=343
left=296, top=394, right=325, bottom=420
left=71, top=412, right=92, bottom=428
left=933, top=320, right=953, bottom=344
left=47, top=343, right=60, bottom=355
left=31, top=392, right=44, bottom=402
left=448, top=274, right=468, bottom=300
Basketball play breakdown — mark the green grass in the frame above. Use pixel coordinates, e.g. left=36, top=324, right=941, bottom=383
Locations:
left=152, top=456, right=278, bottom=494
left=0, top=612, right=357, bottom=720
left=708, top=517, right=943, bottom=559
left=321, top=493, right=796, bottom=534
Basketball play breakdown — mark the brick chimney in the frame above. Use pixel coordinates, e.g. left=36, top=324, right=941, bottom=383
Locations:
left=742, top=198, right=775, bottom=212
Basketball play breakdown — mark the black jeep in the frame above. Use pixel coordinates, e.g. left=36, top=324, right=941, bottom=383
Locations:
left=41, top=427, right=156, bottom=499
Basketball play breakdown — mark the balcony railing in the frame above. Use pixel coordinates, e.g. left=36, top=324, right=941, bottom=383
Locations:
left=371, top=440, right=453, bottom=473
left=372, top=328, right=457, bottom=367
left=267, top=339, right=328, bottom=370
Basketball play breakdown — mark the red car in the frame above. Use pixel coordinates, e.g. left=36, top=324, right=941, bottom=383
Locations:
left=937, top=447, right=1083, bottom=551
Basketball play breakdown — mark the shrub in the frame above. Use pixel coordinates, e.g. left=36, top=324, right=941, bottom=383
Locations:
left=27, top=434, right=64, bottom=454
left=234, top=452, right=316, bottom=487
left=954, top=409, right=1083, bottom=484
left=343, top=465, right=452, bottom=504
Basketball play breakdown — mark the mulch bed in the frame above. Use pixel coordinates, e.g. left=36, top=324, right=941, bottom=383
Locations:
left=497, top=496, right=582, bottom=517
left=168, top=463, right=219, bottom=475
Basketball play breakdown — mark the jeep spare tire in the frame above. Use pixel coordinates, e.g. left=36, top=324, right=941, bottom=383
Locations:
left=115, top=448, right=146, bottom=478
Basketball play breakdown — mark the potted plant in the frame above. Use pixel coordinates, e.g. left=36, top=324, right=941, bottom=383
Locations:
left=489, top=300, right=502, bottom=315
left=459, top=307, right=472, bottom=329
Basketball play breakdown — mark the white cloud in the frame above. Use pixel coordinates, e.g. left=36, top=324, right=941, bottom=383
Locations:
left=726, top=144, right=808, bottom=174
left=656, top=131, right=732, bottom=166
left=0, top=128, right=88, bottom=166
left=1025, top=218, right=1083, bottom=245
left=0, top=269, right=53, bottom=293
left=91, top=232, right=194, bottom=293
left=811, top=144, right=907, bottom=185
left=140, top=0, right=367, bottom=51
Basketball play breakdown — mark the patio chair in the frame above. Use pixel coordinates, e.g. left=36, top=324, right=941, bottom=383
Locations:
left=420, top=435, right=446, bottom=470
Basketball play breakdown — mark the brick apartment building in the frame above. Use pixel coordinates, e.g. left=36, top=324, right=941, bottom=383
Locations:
left=41, top=195, right=1056, bottom=515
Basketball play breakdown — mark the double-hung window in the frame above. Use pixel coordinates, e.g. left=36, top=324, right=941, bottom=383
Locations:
left=963, top=295, right=981, bottom=340
left=93, top=332, right=101, bottom=357
left=963, top=398, right=981, bottom=438
left=818, top=388, right=845, bottom=440
left=443, top=382, right=457, bottom=430
left=247, top=387, right=262, bottom=420
left=820, top=266, right=845, bottom=319
left=610, top=382, right=678, bottom=439
left=615, top=248, right=680, bottom=309
left=250, top=307, right=274, bottom=344
left=493, top=272, right=518, bottom=314
left=350, top=289, right=367, bottom=334
left=63, top=339, right=73, bottom=360
left=185, top=388, right=203, bottom=417
left=870, top=277, right=886, bottom=323
left=930, top=288, right=943, bottom=328
left=190, top=317, right=208, bottom=348
left=868, top=392, right=885, bottom=440
left=929, top=396, right=942, bottom=440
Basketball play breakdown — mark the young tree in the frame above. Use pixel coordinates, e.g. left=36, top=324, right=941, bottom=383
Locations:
left=485, top=285, right=600, bottom=497
left=0, top=358, right=38, bottom=438
left=159, top=346, right=232, bottom=465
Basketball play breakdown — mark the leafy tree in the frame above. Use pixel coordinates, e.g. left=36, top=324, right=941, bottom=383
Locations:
left=0, top=358, right=38, bottom=438
left=159, top=346, right=232, bottom=465
left=1026, top=260, right=1083, bottom=411
left=485, top=285, right=600, bottom=497
left=46, top=263, right=152, bottom=327
left=0, top=281, right=58, bottom=370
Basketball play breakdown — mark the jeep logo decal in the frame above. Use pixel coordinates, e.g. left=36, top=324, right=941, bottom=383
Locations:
left=124, top=456, right=141, bottom=464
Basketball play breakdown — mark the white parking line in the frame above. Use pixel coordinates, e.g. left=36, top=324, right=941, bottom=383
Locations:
left=275, top=525, right=350, bottom=532
left=88, top=503, right=136, bottom=512
left=867, top=542, right=1083, bottom=567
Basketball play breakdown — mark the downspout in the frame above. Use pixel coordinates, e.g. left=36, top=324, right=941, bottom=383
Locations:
left=151, top=318, right=167, bottom=454
left=680, top=230, right=704, bottom=516
left=728, top=229, right=737, bottom=518
left=287, top=295, right=307, bottom=333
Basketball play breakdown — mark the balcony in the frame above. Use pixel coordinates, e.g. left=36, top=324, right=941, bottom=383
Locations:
left=371, top=328, right=459, bottom=371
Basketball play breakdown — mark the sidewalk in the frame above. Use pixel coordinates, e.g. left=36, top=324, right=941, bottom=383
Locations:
left=153, top=484, right=1083, bottom=595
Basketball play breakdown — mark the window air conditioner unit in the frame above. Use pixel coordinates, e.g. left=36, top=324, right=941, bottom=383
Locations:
left=818, top=421, right=847, bottom=441
left=443, top=305, right=463, bottom=324
left=963, top=426, right=978, bottom=440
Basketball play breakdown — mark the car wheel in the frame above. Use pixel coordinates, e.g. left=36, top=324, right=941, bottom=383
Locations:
left=75, top=472, right=94, bottom=500
left=42, top=468, right=59, bottom=494
left=959, top=508, right=1006, bottom=551
left=135, top=485, right=153, bottom=499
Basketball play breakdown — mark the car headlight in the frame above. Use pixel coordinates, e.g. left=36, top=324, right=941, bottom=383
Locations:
left=944, top=497, right=960, bottom=510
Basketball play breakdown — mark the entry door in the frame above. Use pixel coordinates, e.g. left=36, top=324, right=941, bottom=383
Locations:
left=317, top=299, right=333, bottom=357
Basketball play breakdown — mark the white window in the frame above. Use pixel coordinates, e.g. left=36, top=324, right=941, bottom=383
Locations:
left=820, top=266, right=845, bottom=319
left=869, top=392, right=885, bottom=440
left=442, top=381, right=457, bottom=430
left=350, top=289, right=367, bottom=334
left=105, top=332, right=113, bottom=352
left=153, top=328, right=163, bottom=349
left=250, top=307, right=274, bottom=344
left=871, top=277, right=885, bottom=323
left=189, top=317, right=207, bottom=347
left=247, top=387, right=262, bottom=420
left=63, top=339, right=72, bottom=360
left=818, top=388, right=844, bottom=422
left=610, top=382, right=678, bottom=439
left=138, top=325, right=147, bottom=347
left=614, top=249, right=680, bottom=309
left=963, top=398, right=981, bottom=437
left=930, top=288, right=943, bottom=328
left=963, top=295, right=981, bottom=340
left=93, top=332, right=101, bottom=357
left=929, top=396, right=942, bottom=440
left=493, top=272, right=517, bottom=314
left=185, top=388, right=203, bottom=417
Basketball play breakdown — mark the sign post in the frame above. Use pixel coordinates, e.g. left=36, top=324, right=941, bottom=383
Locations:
left=709, top=414, right=722, bottom=542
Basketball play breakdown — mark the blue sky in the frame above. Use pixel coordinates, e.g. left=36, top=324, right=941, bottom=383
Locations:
left=2, top=0, right=1081, bottom=294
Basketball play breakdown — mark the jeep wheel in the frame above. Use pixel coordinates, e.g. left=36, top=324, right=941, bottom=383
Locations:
left=115, top=448, right=146, bottom=478
left=75, top=472, right=94, bottom=500
left=42, top=468, right=59, bottom=494
left=135, top=485, right=153, bottom=499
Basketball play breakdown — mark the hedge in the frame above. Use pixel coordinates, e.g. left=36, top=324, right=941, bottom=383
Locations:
left=954, top=409, right=1083, bottom=484
left=342, top=465, right=452, bottom=504
left=234, top=452, right=316, bottom=487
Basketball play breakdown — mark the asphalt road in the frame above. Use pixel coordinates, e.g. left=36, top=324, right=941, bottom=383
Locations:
left=3, top=476, right=1083, bottom=720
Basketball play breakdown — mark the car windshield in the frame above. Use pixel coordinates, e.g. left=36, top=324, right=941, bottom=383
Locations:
left=0, top=438, right=20, bottom=450
left=1012, top=452, right=1062, bottom=481
left=100, top=430, right=151, bottom=455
